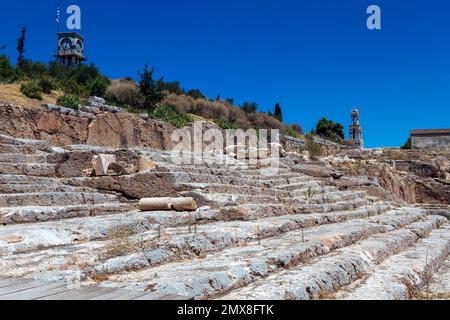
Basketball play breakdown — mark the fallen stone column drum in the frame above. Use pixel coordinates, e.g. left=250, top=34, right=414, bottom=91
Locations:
left=139, top=197, right=198, bottom=211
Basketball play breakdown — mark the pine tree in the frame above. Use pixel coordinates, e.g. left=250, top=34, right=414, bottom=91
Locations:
left=138, top=64, right=165, bottom=111
left=16, top=27, right=26, bottom=70
left=274, top=103, right=282, bottom=122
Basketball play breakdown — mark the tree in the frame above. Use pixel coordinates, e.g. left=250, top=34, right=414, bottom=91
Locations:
left=186, top=88, right=205, bottom=100
left=225, top=98, right=234, bottom=106
left=0, top=55, right=15, bottom=81
left=274, top=103, right=282, bottom=122
left=138, top=64, right=165, bottom=111
left=315, top=117, right=345, bottom=141
left=160, top=80, right=184, bottom=95
left=241, top=101, right=257, bottom=113
left=401, top=137, right=412, bottom=150
left=88, top=76, right=110, bottom=97
left=16, top=27, right=27, bottom=71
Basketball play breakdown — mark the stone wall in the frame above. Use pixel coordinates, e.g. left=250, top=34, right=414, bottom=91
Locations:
left=0, top=103, right=175, bottom=150
left=411, top=134, right=450, bottom=150
left=282, top=135, right=341, bottom=156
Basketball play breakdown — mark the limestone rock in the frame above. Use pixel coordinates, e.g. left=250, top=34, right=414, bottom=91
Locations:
left=92, top=154, right=117, bottom=176
left=0, top=235, right=23, bottom=243
left=89, top=96, right=105, bottom=104
left=137, top=156, right=157, bottom=173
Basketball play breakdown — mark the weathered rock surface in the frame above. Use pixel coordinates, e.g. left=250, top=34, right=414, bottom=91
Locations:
left=0, top=103, right=175, bottom=149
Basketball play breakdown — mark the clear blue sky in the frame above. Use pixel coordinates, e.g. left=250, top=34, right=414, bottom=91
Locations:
left=1, top=0, right=449, bottom=148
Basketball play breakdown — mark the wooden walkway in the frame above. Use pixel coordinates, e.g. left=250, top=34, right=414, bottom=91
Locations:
left=0, top=277, right=191, bottom=300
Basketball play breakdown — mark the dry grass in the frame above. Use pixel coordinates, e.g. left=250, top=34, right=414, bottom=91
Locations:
left=102, top=225, right=137, bottom=259
left=161, top=93, right=283, bottom=130
left=0, top=84, right=58, bottom=108
left=412, top=291, right=450, bottom=300
left=90, top=272, right=110, bottom=283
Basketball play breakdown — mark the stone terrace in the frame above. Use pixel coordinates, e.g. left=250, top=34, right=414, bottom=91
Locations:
left=0, top=134, right=449, bottom=300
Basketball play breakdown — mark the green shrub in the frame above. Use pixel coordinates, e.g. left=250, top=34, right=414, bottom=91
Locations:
left=151, top=104, right=192, bottom=128
left=315, top=117, right=344, bottom=141
left=38, top=77, right=55, bottom=94
left=57, top=94, right=80, bottom=109
left=60, top=78, right=87, bottom=96
left=283, top=126, right=301, bottom=139
left=304, top=140, right=323, bottom=159
left=216, top=118, right=237, bottom=130
left=88, top=76, right=110, bottom=97
left=20, top=81, right=43, bottom=100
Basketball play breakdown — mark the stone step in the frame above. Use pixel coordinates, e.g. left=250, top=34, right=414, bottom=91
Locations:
left=0, top=192, right=119, bottom=208
left=179, top=182, right=292, bottom=197
left=222, top=198, right=387, bottom=220
left=429, top=256, right=450, bottom=299
left=0, top=174, right=61, bottom=185
left=0, top=203, right=396, bottom=266
left=182, top=186, right=367, bottom=208
left=0, top=153, right=49, bottom=163
left=96, top=212, right=428, bottom=299
left=0, top=183, right=96, bottom=194
left=0, top=163, right=56, bottom=177
left=69, top=205, right=398, bottom=276
left=0, top=202, right=136, bottom=225
left=220, top=215, right=447, bottom=300
left=169, top=165, right=299, bottom=180
left=340, top=224, right=450, bottom=300
left=0, top=143, right=40, bottom=154
left=0, top=135, right=51, bottom=150
left=168, top=171, right=312, bottom=188
left=274, top=182, right=322, bottom=192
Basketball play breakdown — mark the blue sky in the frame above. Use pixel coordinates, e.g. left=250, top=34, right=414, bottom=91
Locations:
left=1, top=0, right=449, bottom=148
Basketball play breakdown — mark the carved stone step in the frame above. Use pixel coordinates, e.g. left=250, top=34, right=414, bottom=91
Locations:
left=221, top=216, right=447, bottom=300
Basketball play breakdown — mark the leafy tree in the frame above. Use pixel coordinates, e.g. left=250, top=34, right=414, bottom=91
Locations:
left=401, top=137, right=412, bottom=150
left=19, top=60, right=48, bottom=79
left=315, top=117, right=344, bottom=141
left=225, top=98, right=234, bottom=106
left=88, top=76, right=110, bottom=97
left=16, top=27, right=26, bottom=71
left=241, top=101, right=257, bottom=113
left=274, top=103, right=282, bottom=122
left=160, top=80, right=184, bottom=95
left=186, top=88, right=205, bottom=100
left=0, top=55, right=15, bottom=81
left=138, top=64, right=165, bottom=111
left=60, top=78, right=86, bottom=96
left=38, top=77, right=55, bottom=94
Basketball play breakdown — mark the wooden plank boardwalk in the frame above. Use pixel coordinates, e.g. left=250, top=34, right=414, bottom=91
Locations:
left=0, top=277, right=191, bottom=300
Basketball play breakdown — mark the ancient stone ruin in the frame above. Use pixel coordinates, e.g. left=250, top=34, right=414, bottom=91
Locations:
left=411, top=129, right=450, bottom=150
left=0, top=98, right=449, bottom=300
